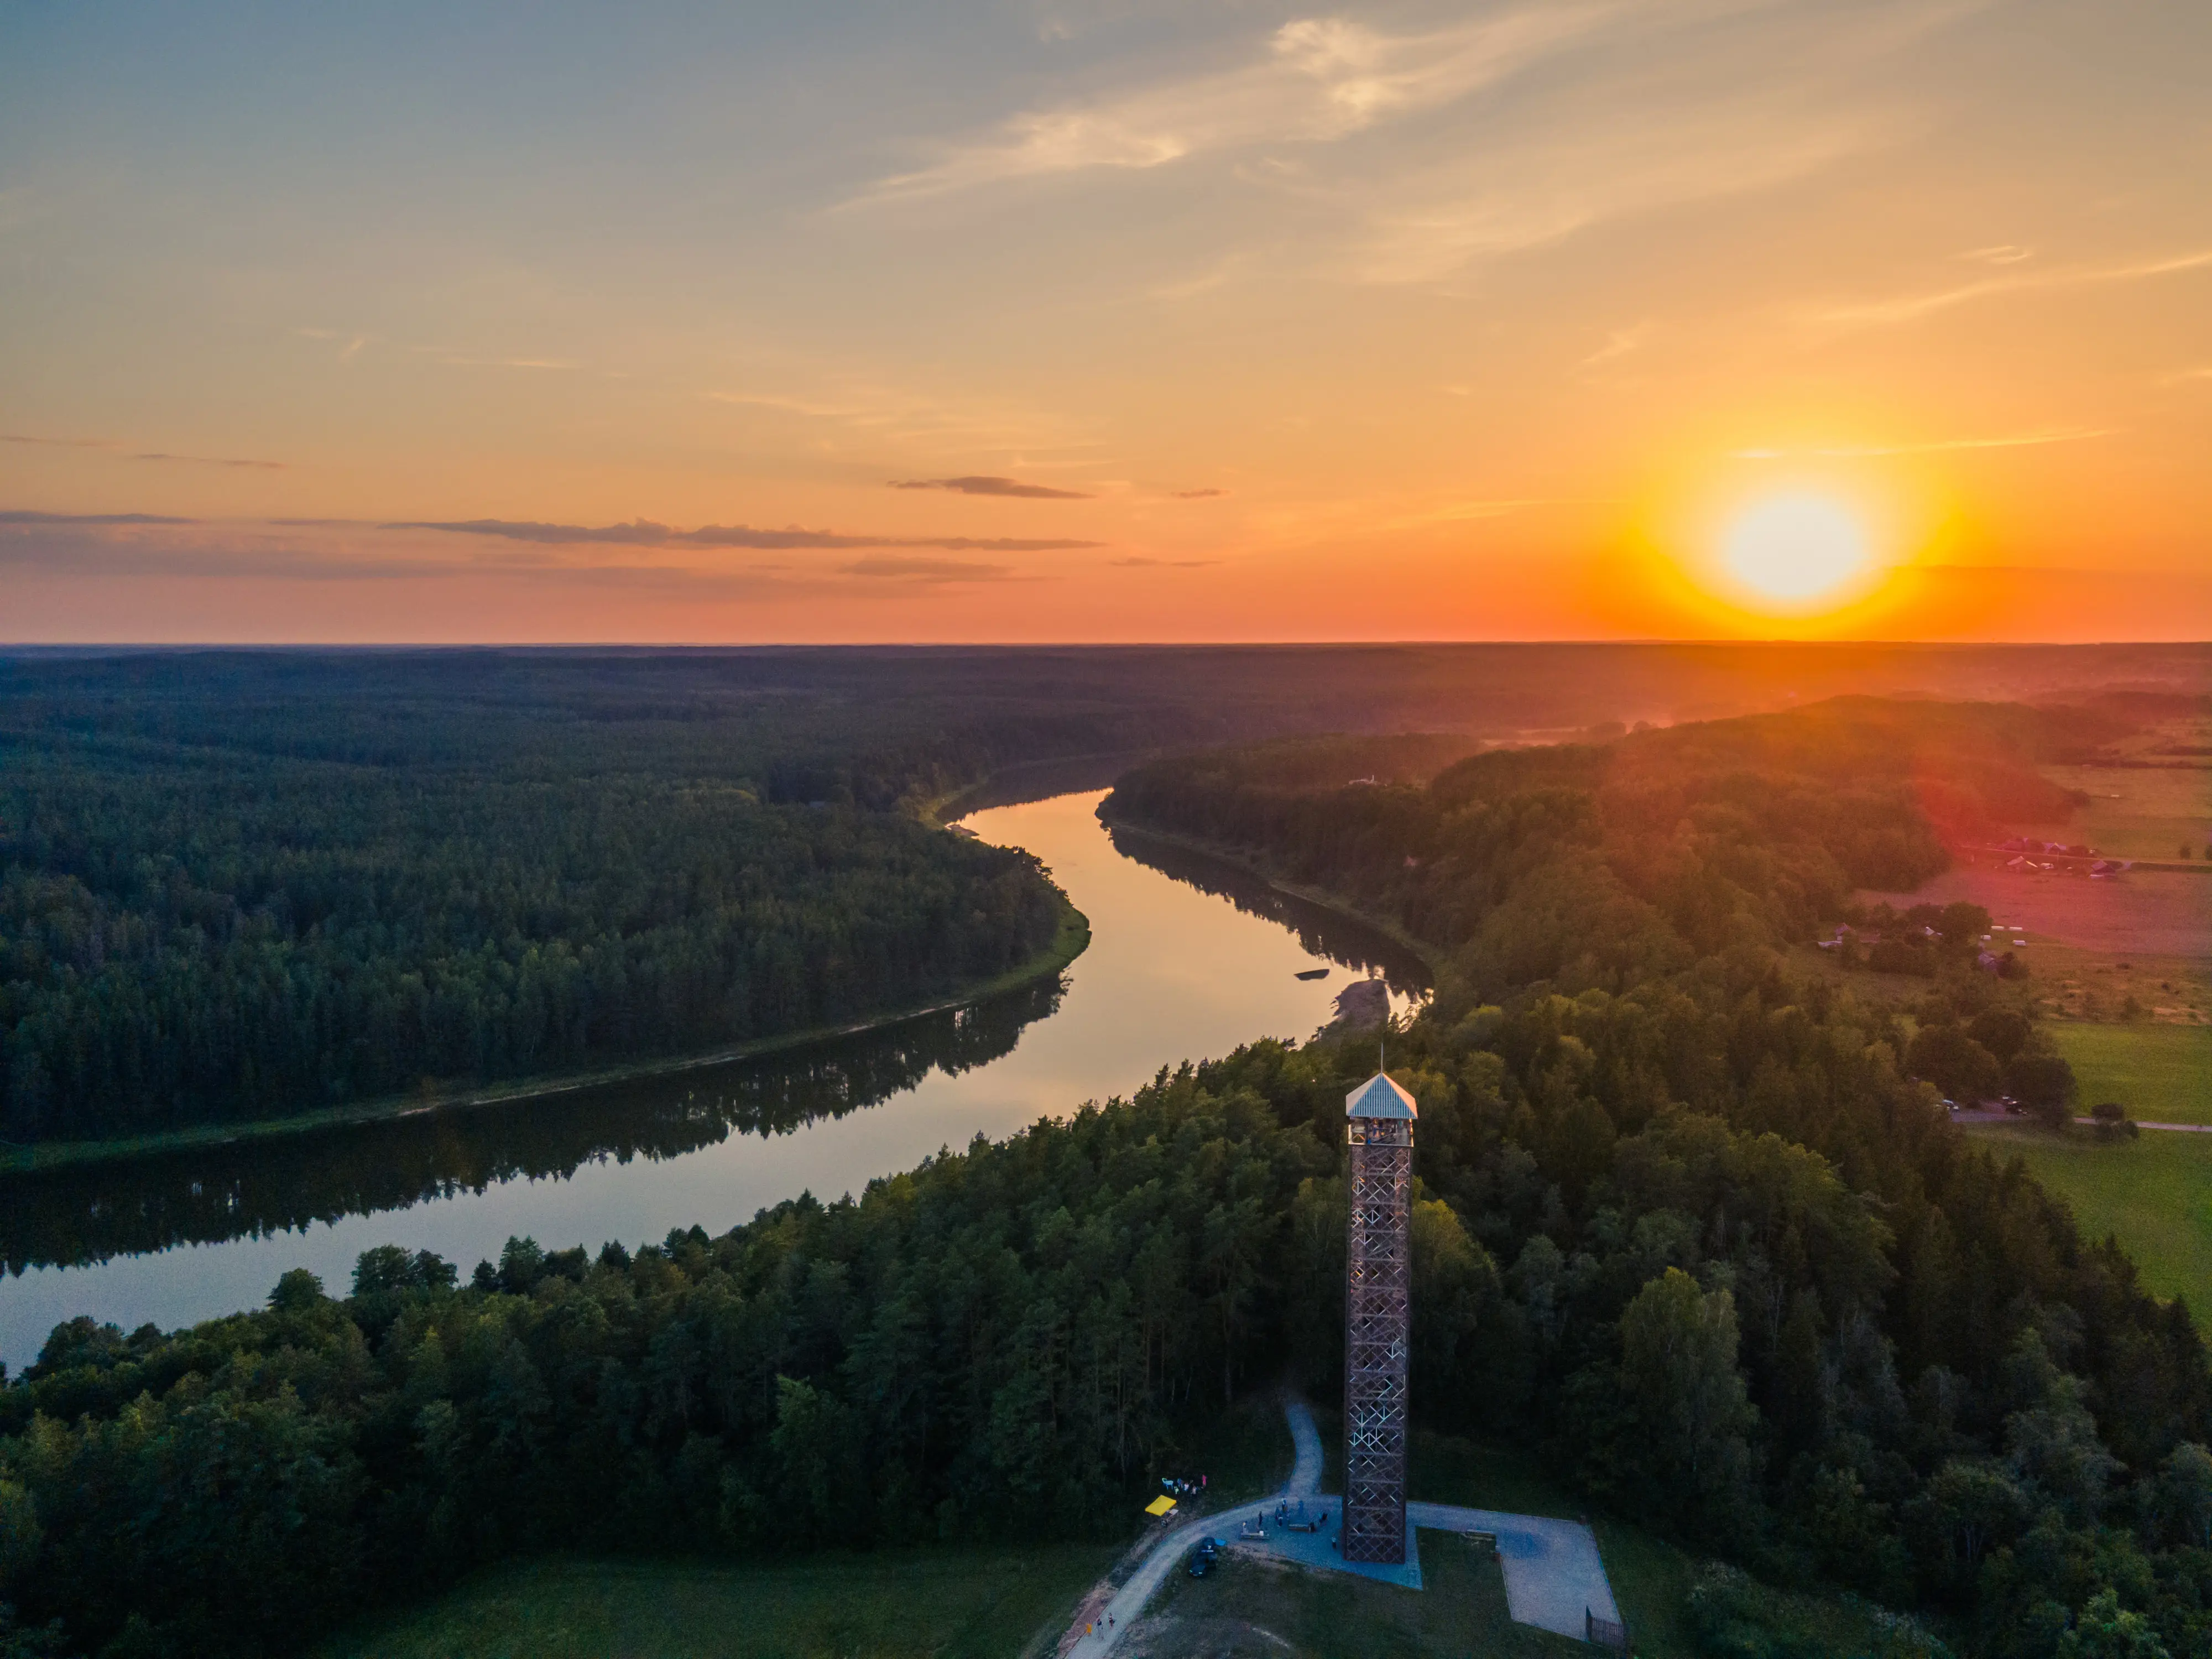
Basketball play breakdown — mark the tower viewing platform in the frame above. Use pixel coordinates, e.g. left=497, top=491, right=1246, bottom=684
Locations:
left=1343, top=1070, right=1416, bottom=1564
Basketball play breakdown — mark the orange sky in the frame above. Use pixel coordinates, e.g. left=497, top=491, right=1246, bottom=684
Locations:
left=3, top=2, right=2208, bottom=642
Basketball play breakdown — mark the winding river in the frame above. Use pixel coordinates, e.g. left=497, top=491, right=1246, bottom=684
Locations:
left=0, top=784, right=1427, bottom=1371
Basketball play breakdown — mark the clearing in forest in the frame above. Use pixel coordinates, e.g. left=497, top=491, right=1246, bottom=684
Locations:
left=1965, top=1124, right=2212, bottom=1324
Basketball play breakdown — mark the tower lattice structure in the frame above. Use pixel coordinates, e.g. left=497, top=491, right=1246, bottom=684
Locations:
left=1343, top=1071, right=1416, bottom=1564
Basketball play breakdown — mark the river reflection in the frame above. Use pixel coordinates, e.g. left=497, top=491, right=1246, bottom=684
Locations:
left=1104, top=823, right=1427, bottom=988
left=0, top=977, right=1064, bottom=1274
left=0, top=789, right=1426, bottom=1368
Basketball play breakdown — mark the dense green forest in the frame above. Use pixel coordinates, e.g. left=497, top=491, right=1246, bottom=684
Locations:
left=0, top=653, right=2168, bottom=1146
left=0, top=740, right=1070, bottom=1141
left=3, top=690, right=2208, bottom=1658
left=0, top=652, right=1179, bottom=1143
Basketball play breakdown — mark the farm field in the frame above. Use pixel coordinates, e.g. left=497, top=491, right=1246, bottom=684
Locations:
left=1858, top=866, right=2212, bottom=963
left=2034, top=712, right=2212, bottom=863
left=2053, top=1022, right=2212, bottom=1124
left=315, top=1546, right=1118, bottom=1659
left=1966, top=1125, right=2212, bottom=1326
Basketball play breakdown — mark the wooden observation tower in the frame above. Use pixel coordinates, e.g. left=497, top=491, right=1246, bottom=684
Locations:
left=1343, top=1068, right=1416, bottom=1563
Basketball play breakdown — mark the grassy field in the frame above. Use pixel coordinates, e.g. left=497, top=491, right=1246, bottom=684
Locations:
left=1967, top=1125, right=2212, bottom=1323
left=2052, top=1022, right=2212, bottom=1124
left=2034, top=713, right=2212, bottom=863
left=1130, top=1428, right=1938, bottom=1659
left=315, top=1546, right=1118, bottom=1659
left=316, top=1422, right=1935, bottom=1659
left=1407, top=1436, right=1698, bottom=1659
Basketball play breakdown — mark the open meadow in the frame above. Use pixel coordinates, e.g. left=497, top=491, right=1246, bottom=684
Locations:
left=2053, top=1022, right=2212, bottom=1124
left=315, top=1546, right=1118, bottom=1659
left=2030, top=708, right=2212, bottom=864
left=1965, top=1125, right=2212, bottom=1323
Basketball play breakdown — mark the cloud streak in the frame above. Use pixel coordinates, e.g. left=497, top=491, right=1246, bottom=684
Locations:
left=0, top=509, right=199, bottom=525
left=385, top=518, right=1102, bottom=552
left=855, top=1, right=1987, bottom=288
left=1809, top=248, right=2212, bottom=327
left=1, top=433, right=287, bottom=469
left=890, top=474, right=1092, bottom=499
left=839, top=556, right=1016, bottom=582
left=1735, top=427, right=2116, bottom=458
left=130, top=451, right=288, bottom=471
left=2, top=433, right=109, bottom=451
left=857, top=5, right=1624, bottom=201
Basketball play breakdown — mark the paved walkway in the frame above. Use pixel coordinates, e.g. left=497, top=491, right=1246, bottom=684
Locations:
left=1058, top=1397, right=1621, bottom=1653
left=1407, top=1503, right=1618, bottom=1640
left=1282, top=1396, right=1323, bottom=1495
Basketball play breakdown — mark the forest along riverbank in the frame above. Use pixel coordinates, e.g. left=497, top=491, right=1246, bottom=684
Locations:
left=0, top=901, right=1091, bottom=1178
left=0, top=789, right=1426, bottom=1371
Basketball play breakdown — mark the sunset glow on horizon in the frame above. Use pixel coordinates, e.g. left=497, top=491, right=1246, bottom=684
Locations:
left=2, top=3, right=2208, bottom=644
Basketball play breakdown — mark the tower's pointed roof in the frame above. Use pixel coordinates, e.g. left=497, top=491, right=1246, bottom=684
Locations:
left=1345, top=1072, right=1417, bottom=1119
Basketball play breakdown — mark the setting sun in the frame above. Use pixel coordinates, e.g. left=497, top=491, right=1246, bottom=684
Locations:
left=1720, top=494, right=1875, bottom=609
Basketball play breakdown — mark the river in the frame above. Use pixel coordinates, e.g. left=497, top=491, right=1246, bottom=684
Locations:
left=0, top=787, right=1427, bottom=1371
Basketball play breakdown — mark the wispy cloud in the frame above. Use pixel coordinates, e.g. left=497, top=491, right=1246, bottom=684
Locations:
left=1383, top=497, right=1573, bottom=529
left=1808, top=248, right=2212, bottom=327
left=130, top=450, right=288, bottom=471
left=703, top=380, right=1093, bottom=459
left=295, top=327, right=368, bottom=361
left=1735, top=426, right=2116, bottom=458
left=1579, top=324, right=1650, bottom=368
left=0, top=522, right=798, bottom=591
left=1112, top=556, right=1217, bottom=567
left=890, top=474, right=1092, bottom=499
left=839, top=556, right=1016, bottom=582
left=1169, top=487, right=1227, bottom=499
left=1352, top=90, right=1881, bottom=284
left=854, top=5, right=1625, bottom=202
left=2, top=433, right=110, bottom=451
left=1, top=433, right=287, bottom=469
left=0, top=514, right=1029, bottom=594
left=852, top=1, right=1983, bottom=292
left=0, top=508, right=198, bottom=525
left=414, top=349, right=581, bottom=371
left=386, top=517, right=1102, bottom=552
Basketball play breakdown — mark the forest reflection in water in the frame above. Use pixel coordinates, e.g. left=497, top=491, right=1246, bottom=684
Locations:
left=1102, top=822, right=1429, bottom=997
left=0, top=806, right=1425, bottom=1277
left=0, top=787, right=1428, bottom=1364
left=0, top=977, right=1063, bottom=1274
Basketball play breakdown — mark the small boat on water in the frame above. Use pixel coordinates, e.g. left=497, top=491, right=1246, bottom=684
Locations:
left=1295, top=967, right=1331, bottom=981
